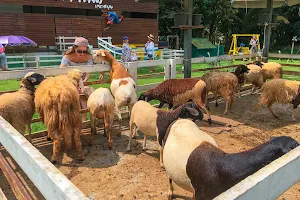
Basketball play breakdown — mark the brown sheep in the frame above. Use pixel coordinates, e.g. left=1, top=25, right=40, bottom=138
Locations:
left=0, top=72, right=45, bottom=141
left=255, top=78, right=300, bottom=121
left=35, top=69, right=85, bottom=163
left=252, top=61, right=283, bottom=81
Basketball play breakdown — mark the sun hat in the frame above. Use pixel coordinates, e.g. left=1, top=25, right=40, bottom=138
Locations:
left=74, top=37, right=89, bottom=47
left=147, top=34, right=155, bottom=41
left=123, top=36, right=130, bottom=41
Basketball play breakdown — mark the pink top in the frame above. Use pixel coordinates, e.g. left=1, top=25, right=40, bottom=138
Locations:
left=0, top=44, right=4, bottom=54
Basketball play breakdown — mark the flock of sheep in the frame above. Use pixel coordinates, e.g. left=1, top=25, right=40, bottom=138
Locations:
left=0, top=50, right=299, bottom=200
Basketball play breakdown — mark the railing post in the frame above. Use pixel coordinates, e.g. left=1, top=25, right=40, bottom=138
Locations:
left=59, top=36, right=62, bottom=52
left=126, top=62, right=138, bottom=92
left=36, top=56, right=40, bottom=68
left=63, top=36, right=65, bottom=52
left=23, top=56, right=26, bottom=69
left=169, top=59, right=177, bottom=79
left=164, top=59, right=171, bottom=80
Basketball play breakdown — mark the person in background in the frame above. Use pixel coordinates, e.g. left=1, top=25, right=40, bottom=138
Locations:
left=0, top=44, right=7, bottom=71
left=249, top=35, right=259, bottom=61
left=145, top=34, right=155, bottom=72
left=121, top=36, right=133, bottom=63
left=104, top=11, right=124, bottom=31
left=237, top=43, right=247, bottom=61
left=60, top=37, right=93, bottom=121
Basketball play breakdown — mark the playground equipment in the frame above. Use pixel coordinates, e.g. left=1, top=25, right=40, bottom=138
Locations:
left=228, top=34, right=261, bottom=55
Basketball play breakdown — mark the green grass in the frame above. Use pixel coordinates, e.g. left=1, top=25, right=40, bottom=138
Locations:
left=2, top=59, right=300, bottom=134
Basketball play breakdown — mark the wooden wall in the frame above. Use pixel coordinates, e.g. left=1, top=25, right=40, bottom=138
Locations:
left=0, top=0, right=158, bottom=46
left=0, top=0, right=158, bottom=13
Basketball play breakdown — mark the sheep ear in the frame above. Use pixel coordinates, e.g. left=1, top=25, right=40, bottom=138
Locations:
left=186, top=107, right=199, bottom=116
left=100, top=50, right=106, bottom=57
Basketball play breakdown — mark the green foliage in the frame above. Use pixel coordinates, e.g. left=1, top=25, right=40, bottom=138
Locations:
left=158, top=0, right=300, bottom=52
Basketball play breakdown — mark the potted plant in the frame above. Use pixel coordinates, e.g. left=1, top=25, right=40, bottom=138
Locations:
left=192, top=14, right=203, bottom=26
left=173, top=12, right=188, bottom=26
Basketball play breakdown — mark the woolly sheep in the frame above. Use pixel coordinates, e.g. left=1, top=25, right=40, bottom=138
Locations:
left=163, top=119, right=299, bottom=200
left=252, top=61, right=283, bottom=81
left=93, top=49, right=137, bottom=136
left=201, top=65, right=249, bottom=114
left=35, top=69, right=85, bottom=163
left=127, top=101, right=203, bottom=167
left=0, top=72, right=45, bottom=141
left=86, top=87, right=115, bottom=149
left=255, top=78, right=300, bottom=121
left=138, top=78, right=212, bottom=124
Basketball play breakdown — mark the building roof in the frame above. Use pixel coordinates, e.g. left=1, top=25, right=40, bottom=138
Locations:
left=192, top=38, right=216, bottom=49
left=231, top=0, right=300, bottom=8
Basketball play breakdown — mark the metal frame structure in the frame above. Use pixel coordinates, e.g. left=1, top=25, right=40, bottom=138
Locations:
left=228, top=34, right=261, bottom=55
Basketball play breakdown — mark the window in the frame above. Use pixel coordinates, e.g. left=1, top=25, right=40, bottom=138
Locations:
left=122, top=11, right=157, bottom=19
left=0, top=4, right=23, bottom=13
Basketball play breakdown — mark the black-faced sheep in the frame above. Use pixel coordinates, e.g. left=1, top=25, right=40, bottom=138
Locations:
left=35, top=69, right=85, bottom=163
left=244, top=64, right=265, bottom=94
left=86, top=87, right=115, bottom=149
left=0, top=72, right=45, bottom=141
left=163, top=119, right=299, bottom=200
left=201, top=64, right=249, bottom=114
left=138, top=78, right=211, bottom=123
left=255, top=78, right=300, bottom=121
left=127, top=101, right=203, bottom=168
left=93, top=49, right=137, bottom=136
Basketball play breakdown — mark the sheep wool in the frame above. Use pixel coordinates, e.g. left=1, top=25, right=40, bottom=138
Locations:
left=255, top=78, right=300, bottom=121
left=87, top=87, right=115, bottom=148
left=201, top=72, right=238, bottom=114
left=35, top=69, right=84, bottom=163
left=0, top=72, right=45, bottom=141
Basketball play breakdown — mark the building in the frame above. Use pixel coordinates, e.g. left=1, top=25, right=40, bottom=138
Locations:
left=0, top=0, right=158, bottom=47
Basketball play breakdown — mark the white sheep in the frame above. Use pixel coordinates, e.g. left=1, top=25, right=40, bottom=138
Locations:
left=126, top=101, right=203, bottom=167
left=86, top=87, right=115, bottom=149
left=163, top=119, right=299, bottom=200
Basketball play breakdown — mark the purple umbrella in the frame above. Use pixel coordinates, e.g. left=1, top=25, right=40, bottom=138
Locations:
left=0, top=35, right=37, bottom=47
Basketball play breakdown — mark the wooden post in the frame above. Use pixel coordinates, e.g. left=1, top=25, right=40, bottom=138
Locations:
left=262, top=0, right=273, bottom=62
left=126, top=62, right=138, bottom=92
left=169, top=59, right=177, bottom=79
left=183, top=0, right=193, bottom=78
left=164, top=59, right=171, bottom=80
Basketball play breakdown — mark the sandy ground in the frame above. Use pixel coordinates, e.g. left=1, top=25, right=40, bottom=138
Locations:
left=1, top=92, right=300, bottom=200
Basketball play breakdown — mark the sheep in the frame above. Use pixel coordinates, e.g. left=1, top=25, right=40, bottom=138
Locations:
left=35, top=69, right=85, bottom=163
left=0, top=72, right=45, bottom=142
left=126, top=101, right=203, bottom=168
left=254, top=78, right=300, bottom=121
left=93, top=49, right=137, bottom=136
left=201, top=64, right=249, bottom=114
left=163, top=119, right=299, bottom=200
left=252, top=61, right=283, bottom=81
left=86, top=87, right=115, bottom=149
left=244, top=64, right=265, bottom=94
left=138, top=78, right=212, bottom=124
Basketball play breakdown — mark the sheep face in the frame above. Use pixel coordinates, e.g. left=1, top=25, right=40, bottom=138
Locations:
left=235, top=64, right=250, bottom=76
left=138, top=93, right=151, bottom=102
left=24, top=72, right=45, bottom=85
left=67, top=69, right=85, bottom=93
left=253, top=60, right=263, bottom=67
left=269, top=136, right=299, bottom=154
left=179, top=103, right=204, bottom=121
left=93, top=49, right=107, bottom=64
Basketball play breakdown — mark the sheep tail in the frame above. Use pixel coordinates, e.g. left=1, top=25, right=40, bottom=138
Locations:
left=58, top=102, right=75, bottom=150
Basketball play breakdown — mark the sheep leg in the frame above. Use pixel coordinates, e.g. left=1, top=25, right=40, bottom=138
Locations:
left=51, top=139, right=61, bottom=164
left=126, top=123, right=136, bottom=152
left=104, top=115, right=113, bottom=149
left=251, top=84, right=257, bottom=94
left=168, top=178, right=174, bottom=200
left=74, top=127, right=84, bottom=161
left=142, top=135, right=147, bottom=150
left=237, top=85, right=241, bottom=98
left=292, top=108, right=297, bottom=121
left=116, top=107, right=122, bottom=137
left=214, top=93, right=218, bottom=107
left=267, top=103, right=278, bottom=119
left=158, top=101, right=164, bottom=108
left=90, top=115, right=96, bottom=145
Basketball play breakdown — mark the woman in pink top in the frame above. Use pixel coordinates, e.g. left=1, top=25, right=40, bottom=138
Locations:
left=0, top=44, right=7, bottom=71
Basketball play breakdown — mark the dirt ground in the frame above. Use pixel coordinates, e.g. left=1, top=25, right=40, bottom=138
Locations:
left=1, top=92, right=300, bottom=200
